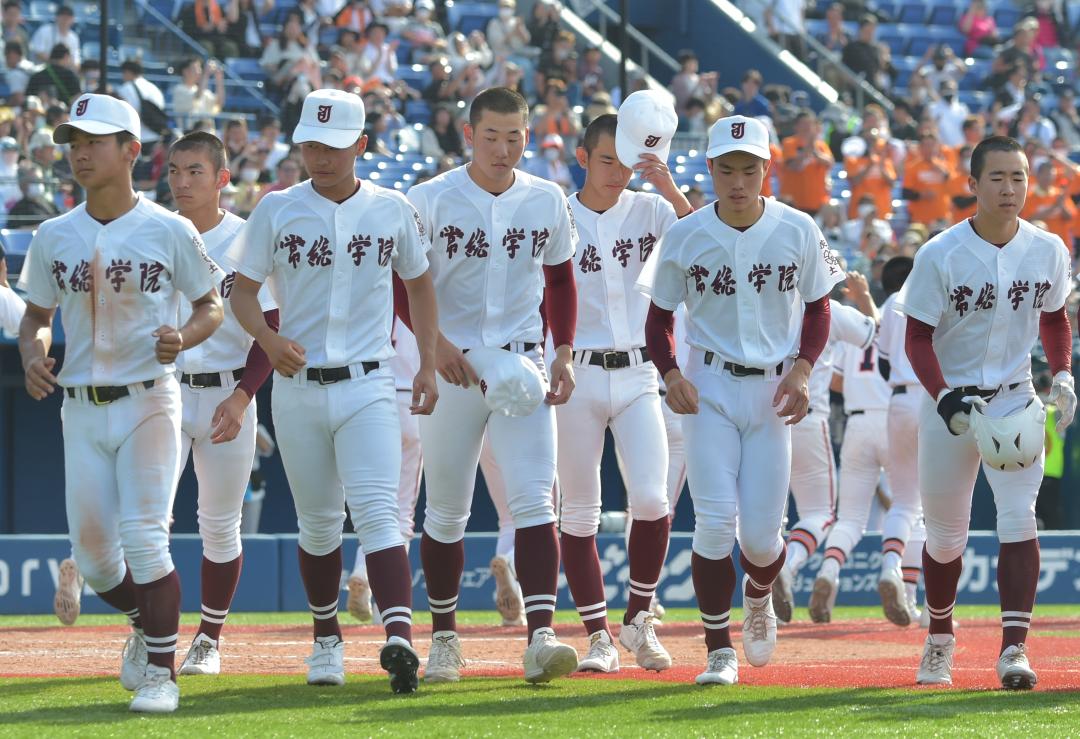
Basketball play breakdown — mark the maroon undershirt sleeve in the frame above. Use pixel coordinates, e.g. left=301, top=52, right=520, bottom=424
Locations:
left=1039, top=306, right=1072, bottom=376
left=645, top=302, right=678, bottom=378
left=796, top=295, right=830, bottom=367
left=392, top=273, right=413, bottom=332
left=543, top=260, right=576, bottom=349
left=237, top=309, right=279, bottom=399
left=905, top=316, right=948, bottom=400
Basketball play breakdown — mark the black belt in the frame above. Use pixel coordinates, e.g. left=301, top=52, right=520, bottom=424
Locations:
left=848, top=410, right=865, bottom=416
left=181, top=369, right=244, bottom=388
left=306, top=362, right=380, bottom=384
left=892, top=385, right=908, bottom=396
left=66, top=379, right=157, bottom=405
left=957, top=382, right=1020, bottom=401
left=704, top=352, right=784, bottom=377
left=578, top=347, right=651, bottom=370
left=464, top=342, right=538, bottom=354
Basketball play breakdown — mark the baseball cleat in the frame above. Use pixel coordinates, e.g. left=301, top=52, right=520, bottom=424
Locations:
left=618, top=611, right=671, bottom=671
left=878, top=566, right=911, bottom=627
left=120, top=629, right=149, bottom=691
left=576, top=630, right=620, bottom=673
left=490, top=555, right=526, bottom=627
left=424, top=631, right=465, bottom=683
left=741, top=594, right=778, bottom=667
left=649, top=595, right=666, bottom=623
left=774, top=566, right=794, bottom=624
left=305, top=636, right=345, bottom=686
left=808, top=573, right=837, bottom=624
left=695, top=647, right=739, bottom=685
left=179, top=633, right=220, bottom=676
left=916, top=634, right=955, bottom=685
left=347, top=574, right=372, bottom=622
left=53, top=558, right=83, bottom=626
left=997, top=644, right=1037, bottom=690
left=381, top=635, right=421, bottom=694
left=523, top=627, right=578, bottom=683
left=129, top=664, right=179, bottom=713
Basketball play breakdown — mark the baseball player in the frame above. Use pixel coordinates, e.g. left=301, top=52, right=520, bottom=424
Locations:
left=166, top=132, right=279, bottom=675
left=640, top=115, right=843, bottom=686
left=874, top=256, right=927, bottom=626
left=895, top=135, right=1075, bottom=689
left=227, top=89, right=441, bottom=695
left=774, top=274, right=878, bottom=624
left=478, top=438, right=530, bottom=627
left=559, top=96, right=692, bottom=675
left=18, top=93, right=225, bottom=713
left=406, top=87, right=580, bottom=684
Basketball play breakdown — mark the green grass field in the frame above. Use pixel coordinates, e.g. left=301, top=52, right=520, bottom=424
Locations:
left=2, top=606, right=1078, bottom=737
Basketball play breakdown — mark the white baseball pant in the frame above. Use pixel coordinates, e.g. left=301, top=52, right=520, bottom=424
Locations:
left=787, top=412, right=837, bottom=549
left=661, top=400, right=686, bottom=515
left=882, top=389, right=923, bottom=548
left=820, top=410, right=890, bottom=557
left=479, top=435, right=516, bottom=559
left=63, top=375, right=181, bottom=591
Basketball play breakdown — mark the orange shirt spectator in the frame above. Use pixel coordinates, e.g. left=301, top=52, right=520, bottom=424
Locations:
left=902, top=134, right=953, bottom=228
left=1023, top=164, right=1077, bottom=248
left=762, top=142, right=783, bottom=198
left=947, top=172, right=977, bottom=222
left=780, top=134, right=833, bottom=213
left=845, top=138, right=896, bottom=219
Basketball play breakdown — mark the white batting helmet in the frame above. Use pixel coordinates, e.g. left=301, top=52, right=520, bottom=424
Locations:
left=970, top=396, right=1046, bottom=472
left=465, top=347, right=546, bottom=417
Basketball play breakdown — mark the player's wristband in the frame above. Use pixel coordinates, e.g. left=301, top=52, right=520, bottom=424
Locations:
left=936, top=388, right=972, bottom=436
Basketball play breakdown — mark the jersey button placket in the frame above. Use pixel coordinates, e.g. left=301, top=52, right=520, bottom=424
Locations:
left=483, top=206, right=508, bottom=346
left=600, top=214, right=629, bottom=350
left=326, top=211, right=351, bottom=365
left=734, top=235, right=754, bottom=364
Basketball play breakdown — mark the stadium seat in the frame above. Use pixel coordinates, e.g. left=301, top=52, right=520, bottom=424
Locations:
left=226, top=57, right=266, bottom=81
left=928, top=3, right=958, bottom=26
left=404, top=99, right=431, bottom=125
left=993, top=6, right=1021, bottom=29
left=878, top=30, right=908, bottom=56
left=874, top=1, right=898, bottom=21
left=447, top=1, right=499, bottom=35
left=897, top=3, right=926, bottom=24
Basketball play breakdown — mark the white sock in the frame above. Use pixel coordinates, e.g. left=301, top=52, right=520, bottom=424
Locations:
left=353, top=545, right=367, bottom=578
left=786, top=541, right=809, bottom=573
left=819, top=557, right=840, bottom=581
left=929, top=633, right=954, bottom=645
left=882, top=551, right=902, bottom=571
left=905, top=582, right=918, bottom=604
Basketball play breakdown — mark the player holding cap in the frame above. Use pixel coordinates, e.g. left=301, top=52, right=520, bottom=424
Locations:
left=18, top=93, right=224, bottom=713
left=406, top=87, right=580, bottom=684
left=166, top=131, right=279, bottom=674
left=640, top=115, right=843, bottom=686
left=227, top=89, right=441, bottom=694
left=558, top=93, right=691, bottom=674
left=895, top=136, right=1074, bottom=689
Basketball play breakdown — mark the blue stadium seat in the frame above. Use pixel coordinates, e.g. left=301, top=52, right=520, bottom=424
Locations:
left=397, top=64, right=431, bottom=90
left=994, top=6, right=1021, bottom=30
left=1, top=229, right=34, bottom=274
left=319, top=25, right=339, bottom=47
left=878, top=30, right=908, bottom=56
left=226, top=57, right=266, bottom=81
left=404, top=99, right=431, bottom=125
left=447, top=1, right=499, bottom=35
left=928, top=3, right=958, bottom=26
left=897, top=3, right=926, bottom=24
left=874, top=1, right=898, bottom=21
left=28, top=1, right=56, bottom=22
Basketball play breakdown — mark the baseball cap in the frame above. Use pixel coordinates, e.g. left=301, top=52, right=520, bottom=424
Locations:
left=53, top=93, right=140, bottom=144
left=0, top=136, right=17, bottom=151
left=29, top=129, right=54, bottom=151
left=466, top=348, right=546, bottom=417
left=705, top=115, right=771, bottom=160
left=614, top=89, right=678, bottom=168
left=292, top=89, right=365, bottom=149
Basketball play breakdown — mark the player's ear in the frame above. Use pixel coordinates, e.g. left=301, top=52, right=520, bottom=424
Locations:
left=463, top=123, right=474, bottom=148
left=217, top=166, right=231, bottom=191
left=355, top=135, right=368, bottom=157
left=575, top=145, right=588, bottom=169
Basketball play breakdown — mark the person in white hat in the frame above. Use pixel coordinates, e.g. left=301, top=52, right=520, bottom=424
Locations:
left=556, top=98, right=691, bottom=676
left=18, top=93, right=226, bottom=713
left=638, top=114, right=843, bottom=686
left=227, top=88, right=441, bottom=694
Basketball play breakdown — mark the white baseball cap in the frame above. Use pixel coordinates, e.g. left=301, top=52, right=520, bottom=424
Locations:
left=706, top=115, right=771, bottom=160
left=614, top=89, right=678, bottom=168
left=466, top=347, right=546, bottom=417
left=292, top=89, right=365, bottom=149
left=53, top=93, right=140, bottom=144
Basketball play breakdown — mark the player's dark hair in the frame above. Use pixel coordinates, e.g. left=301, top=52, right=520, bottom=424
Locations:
left=582, top=113, right=617, bottom=155
left=881, top=256, right=914, bottom=296
left=468, top=86, right=529, bottom=128
left=969, top=135, right=1023, bottom=180
left=169, top=130, right=227, bottom=173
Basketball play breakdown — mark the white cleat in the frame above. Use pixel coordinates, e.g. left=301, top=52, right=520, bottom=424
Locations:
left=424, top=631, right=465, bottom=683
left=347, top=574, right=372, bottom=622
left=120, top=630, right=148, bottom=691
left=808, top=573, right=837, bottom=624
left=53, top=558, right=83, bottom=626
left=523, top=627, right=578, bottom=684
left=878, top=566, right=911, bottom=627
left=618, top=611, right=672, bottom=672
left=129, top=664, right=179, bottom=713
left=490, top=555, right=526, bottom=627
left=741, top=595, right=778, bottom=667
left=576, top=630, right=620, bottom=673
left=305, top=636, right=345, bottom=686
left=916, top=635, right=955, bottom=685
left=695, top=647, right=739, bottom=685
left=649, top=595, right=666, bottom=624
left=997, top=644, right=1037, bottom=691
left=774, top=566, right=794, bottom=624
left=178, top=633, right=221, bottom=676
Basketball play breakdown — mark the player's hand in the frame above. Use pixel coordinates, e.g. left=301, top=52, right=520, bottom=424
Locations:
left=936, top=388, right=973, bottom=435
left=773, top=358, right=811, bottom=425
left=0, top=256, right=9, bottom=287
left=546, top=346, right=576, bottom=405
left=664, top=369, right=699, bottom=414
left=261, top=331, right=307, bottom=377
left=211, top=389, right=250, bottom=444
left=24, top=355, right=58, bottom=400
left=152, top=325, right=184, bottom=364
left=411, top=364, right=439, bottom=415
left=840, top=270, right=870, bottom=301
left=436, top=336, right=479, bottom=388
left=1049, top=370, right=1076, bottom=434
left=634, top=153, right=678, bottom=197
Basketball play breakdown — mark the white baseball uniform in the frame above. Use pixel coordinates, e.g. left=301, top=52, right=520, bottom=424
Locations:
left=226, top=179, right=429, bottom=562
left=0, top=283, right=26, bottom=334
left=407, top=165, right=576, bottom=545
left=893, top=218, right=1072, bottom=563
left=557, top=189, right=675, bottom=538
left=18, top=196, right=220, bottom=592
left=638, top=196, right=844, bottom=565
left=660, top=306, right=690, bottom=515
left=787, top=300, right=876, bottom=561
left=174, top=212, right=276, bottom=565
